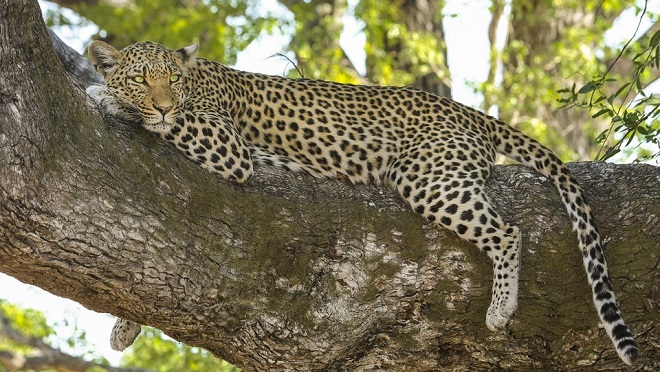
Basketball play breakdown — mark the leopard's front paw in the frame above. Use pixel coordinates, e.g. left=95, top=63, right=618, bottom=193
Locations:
left=86, top=84, right=118, bottom=112
left=86, top=84, right=108, bottom=102
left=86, top=84, right=139, bottom=122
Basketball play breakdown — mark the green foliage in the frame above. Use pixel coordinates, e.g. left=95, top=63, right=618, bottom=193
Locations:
left=53, top=315, right=104, bottom=362
left=0, top=300, right=54, bottom=355
left=481, top=0, right=660, bottom=162
left=356, top=0, right=448, bottom=86
left=558, top=16, right=660, bottom=162
left=44, top=0, right=277, bottom=64
left=0, top=300, right=53, bottom=339
left=121, top=327, right=239, bottom=372
left=1, top=300, right=235, bottom=371
left=283, top=0, right=360, bottom=82
left=480, top=0, right=632, bottom=161
left=0, top=300, right=114, bottom=366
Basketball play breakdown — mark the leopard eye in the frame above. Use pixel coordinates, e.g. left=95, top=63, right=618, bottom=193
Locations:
left=132, top=76, right=146, bottom=84
left=169, top=74, right=181, bottom=83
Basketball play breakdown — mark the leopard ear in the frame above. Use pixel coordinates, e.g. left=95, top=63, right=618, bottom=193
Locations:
left=174, top=43, right=199, bottom=69
left=88, top=40, right=121, bottom=80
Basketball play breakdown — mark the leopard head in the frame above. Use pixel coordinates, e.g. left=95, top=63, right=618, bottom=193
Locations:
left=88, top=40, right=198, bottom=134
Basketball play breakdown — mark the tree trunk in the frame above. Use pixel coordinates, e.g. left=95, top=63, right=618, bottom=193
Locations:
left=1, top=1, right=658, bottom=370
left=389, top=0, right=450, bottom=96
left=280, top=0, right=364, bottom=82
left=359, top=0, right=451, bottom=95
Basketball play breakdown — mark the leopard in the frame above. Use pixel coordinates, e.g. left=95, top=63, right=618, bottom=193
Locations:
left=86, top=40, right=638, bottom=365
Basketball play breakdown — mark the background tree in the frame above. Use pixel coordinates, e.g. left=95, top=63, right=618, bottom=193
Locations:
left=121, top=328, right=238, bottom=372
left=485, top=0, right=659, bottom=160
left=356, top=0, right=451, bottom=95
left=279, top=0, right=364, bottom=82
left=559, top=12, right=660, bottom=162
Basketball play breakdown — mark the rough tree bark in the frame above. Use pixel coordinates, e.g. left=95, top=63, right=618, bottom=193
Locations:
left=1, top=1, right=658, bottom=370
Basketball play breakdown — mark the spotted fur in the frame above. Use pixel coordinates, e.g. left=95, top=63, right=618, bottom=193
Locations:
left=87, top=40, right=638, bottom=364
left=109, top=318, right=141, bottom=352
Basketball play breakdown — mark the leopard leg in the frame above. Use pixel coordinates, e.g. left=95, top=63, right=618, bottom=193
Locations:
left=86, top=84, right=141, bottom=122
left=438, top=191, right=521, bottom=329
left=110, top=318, right=142, bottom=351
left=164, top=109, right=254, bottom=183
left=481, top=222, right=521, bottom=330
left=396, top=171, right=521, bottom=329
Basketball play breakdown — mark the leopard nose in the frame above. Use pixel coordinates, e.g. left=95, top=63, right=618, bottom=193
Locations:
left=155, top=104, right=173, bottom=114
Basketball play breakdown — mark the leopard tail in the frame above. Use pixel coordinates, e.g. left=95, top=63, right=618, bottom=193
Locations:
left=489, top=118, right=639, bottom=365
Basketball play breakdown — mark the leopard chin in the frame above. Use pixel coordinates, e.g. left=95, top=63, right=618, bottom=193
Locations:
left=142, top=120, right=172, bottom=134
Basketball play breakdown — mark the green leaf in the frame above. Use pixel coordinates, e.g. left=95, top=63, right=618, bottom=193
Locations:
left=610, top=82, right=631, bottom=100
left=600, top=147, right=620, bottom=161
left=578, top=81, right=598, bottom=94
left=650, top=29, right=660, bottom=48
left=592, top=108, right=611, bottom=119
left=595, top=128, right=609, bottom=143
left=637, top=125, right=648, bottom=135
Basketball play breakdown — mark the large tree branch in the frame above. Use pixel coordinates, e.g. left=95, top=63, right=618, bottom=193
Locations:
left=0, top=1, right=658, bottom=370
